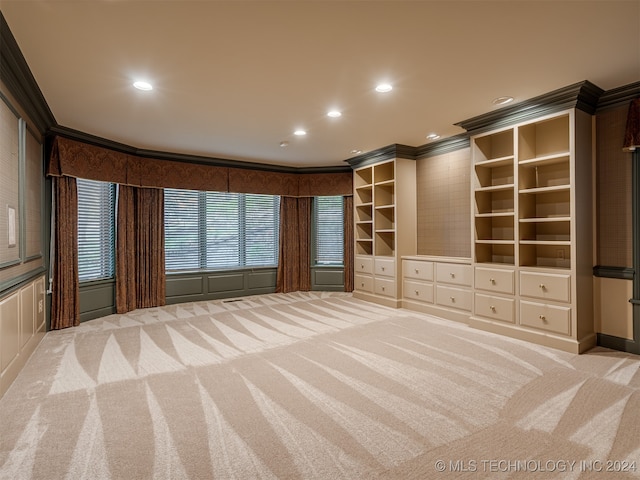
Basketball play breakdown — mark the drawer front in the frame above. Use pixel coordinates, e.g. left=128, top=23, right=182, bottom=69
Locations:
left=436, top=285, right=472, bottom=311
left=355, top=256, right=373, bottom=275
left=374, top=277, right=396, bottom=298
left=355, top=274, right=373, bottom=293
left=520, top=271, right=570, bottom=303
left=403, top=280, right=434, bottom=303
left=436, top=263, right=472, bottom=287
left=375, top=258, right=395, bottom=278
left=474, top=293, right=515, bottom=323
left=474, top=267, right=515, bottom=295
left=520, top=300, right=570, bottom=335
left=403, top=260, right=434, bottom=281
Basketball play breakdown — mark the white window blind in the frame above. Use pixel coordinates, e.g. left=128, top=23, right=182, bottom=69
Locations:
left=314, top=196, right=344, bottom=265
left=77, top=179, right=115, bottom=282
left=165, top=189, right=280, bottom=271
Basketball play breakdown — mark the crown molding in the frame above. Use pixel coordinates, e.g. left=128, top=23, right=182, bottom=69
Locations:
left=597, top=81, right=640, bottom=111
left=455, top=80, right=605, bottom=136
left=346, top=144, right=418, bottom=168
left=50, top=125, right=351, bottom=174
left=415, top=133, right=470, bottom=159
left=0, top=12, right=56, bottom=135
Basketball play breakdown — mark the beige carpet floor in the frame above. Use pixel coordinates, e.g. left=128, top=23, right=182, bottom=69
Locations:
left=1, top=291, right=639, bottom=479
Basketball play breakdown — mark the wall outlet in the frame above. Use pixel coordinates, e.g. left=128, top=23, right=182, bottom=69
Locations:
left=38, top=299, right=43, bottom=313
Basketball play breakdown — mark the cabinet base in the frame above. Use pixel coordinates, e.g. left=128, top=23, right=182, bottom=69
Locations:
left=352, top=291, right=401, bottom=309
left=469, top=315, right=597, bottom=354
left=401, top=299, right=471, bottom=324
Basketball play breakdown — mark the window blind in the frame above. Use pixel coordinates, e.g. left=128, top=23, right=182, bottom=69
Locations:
left=165, top=189, right=280, bottom=271
left=314, top=196, right=344, bottom=265
left=77, top=179, right=115, bottom=281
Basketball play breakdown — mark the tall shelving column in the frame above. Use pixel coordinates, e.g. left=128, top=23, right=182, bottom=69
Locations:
left=470, top=109, right=595, bottom=353
left=472, top=128, right=516, bottom=266
left=352, top=157, right=416, bottom=308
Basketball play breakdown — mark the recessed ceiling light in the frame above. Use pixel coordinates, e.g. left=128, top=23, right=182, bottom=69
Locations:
left=492, top=96, right=514, bottom=105
left=294, top=129, right=307, bottom=136
left=327, top=110, right=342, bottom=118
left=375, top=83, right=393, bottom=93
left=426, top=133, right=440, bottom=140
left=133, top=81, right=153, bottom=91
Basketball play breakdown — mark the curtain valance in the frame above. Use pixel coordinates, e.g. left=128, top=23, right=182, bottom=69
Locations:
left=623, top=98, right=640, bottom=152
left=48, top=136, right=352, bottom=196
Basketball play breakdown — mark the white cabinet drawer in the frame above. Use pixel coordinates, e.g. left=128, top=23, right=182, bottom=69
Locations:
left=375, top=258, right=395, bottom=278
left=474, top=267, right=514, bottom=295
left=474, top=293, right=515, bottom=323
left=436, top=263, right=472, bottom=287
left=520, top=271, right=570, bottom=303
left=355, top=256, right=373, bottom=274
left=520, top=300, right=570, bottom=335
left=403, top=280, right=434, bottom=303
left=403, top=260, right=434, bottom=281
left=355, top=274, right=373, bottom=293
left=374, top=277, right=396, bottom=297
left=436, top=285, right=471, bottom=311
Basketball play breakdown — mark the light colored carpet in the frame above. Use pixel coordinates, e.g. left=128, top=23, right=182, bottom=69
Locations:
left=1, top=291, right=639, bottom=479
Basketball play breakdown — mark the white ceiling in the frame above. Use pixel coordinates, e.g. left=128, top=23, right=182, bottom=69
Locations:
left=1, top=1, right=639, bottom=168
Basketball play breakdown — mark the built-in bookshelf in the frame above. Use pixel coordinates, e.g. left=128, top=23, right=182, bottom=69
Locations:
left=470, top=109, right=595, bottom=353
left=353, top=158, right=416, bottom=307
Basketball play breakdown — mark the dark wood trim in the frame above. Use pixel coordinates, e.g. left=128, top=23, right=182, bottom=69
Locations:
left=597, top=81, right=640, bottom=111
left=593, top=265, right=635, bottom=280
left=455, top=80, right=604, bottom=135
left=0, top=12, right=56, bottom=135
left=630, top=149, right=640, bottom=352
left=51, top=125, right=351, bottom=174
left=415, top=133, right=470, bottom=158
left=597, top=333, right=639, bottom=355
left=346, top=144, right=417, bottom=168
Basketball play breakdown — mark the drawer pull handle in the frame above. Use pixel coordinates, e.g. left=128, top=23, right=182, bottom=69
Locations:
left=382, top=286, right=385, bottom=291
left=415, top=290, right=419, bottom=296
left=415, top=269, right=419, bottom=274
left=450, top=273, right=455, bottom=278
left=539, top=314, right=546, bottom=321
left=381, top=267, right=385, bottom=272
left=360, top=264, right=364, bottom=269
left=450, top=296, right=456, bottom=302
left=490, top=305, right=496, bottom=312
left=490, top=278, right=496, bottom=285
left=539, top=284, right=546, bottom=290
left=361, top=282, right=365, bottom=287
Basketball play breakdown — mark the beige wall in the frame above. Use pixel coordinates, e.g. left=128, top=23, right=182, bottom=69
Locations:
left=595, top=104, right=632, bottom=268
left=416, top=147, right=471, bottom=258
left=594, top=277, right=633, bottom=340
left=0, top=81, right=46, bottom=399
left=0, top=81, right=45, bottom=287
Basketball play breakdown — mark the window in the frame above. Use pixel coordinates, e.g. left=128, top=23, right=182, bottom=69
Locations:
left=314, top=196, right=344, bottom=265
left=164, top=189, right=280, bottom=271
left=76, top=179, right=116, bottom=282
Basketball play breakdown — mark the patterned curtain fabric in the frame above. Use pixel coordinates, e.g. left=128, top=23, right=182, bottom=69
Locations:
left=623, top=98, right=640, bottom=152
left=50, top=176, right=79, bottom=330
left=49, top=136, right=352, bottom=196
left=343, top=196, right=354, bottom=292
left=116, top=185, right=166, bottom=313
left=115, top=185, right=136, bottom=313
left=276, top=197, right=311, bottom=293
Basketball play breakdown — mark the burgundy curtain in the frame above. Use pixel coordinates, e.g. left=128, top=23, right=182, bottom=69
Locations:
left=50, top=176, right=79, bottom=330
left=276, top=197, right=311, bottom=293
left=116, top=185, right=166, bottom=313
left=343, top=196, right=354, bottom=292
left=623, top=98, right=640, bottom=152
